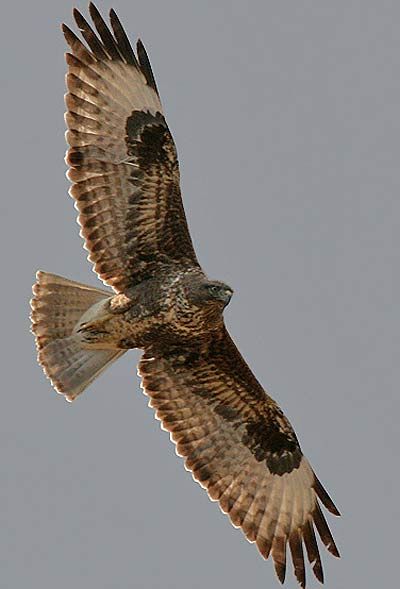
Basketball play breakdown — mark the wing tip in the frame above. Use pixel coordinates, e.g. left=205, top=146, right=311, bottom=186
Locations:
left=88, top=1, right=99, bottom=18
left=73, top=7, right=87, bottom=29
left=65, top=3, right=160, bottom=98
left=274, top=560, right=286, bottom=585
left=313, top=475, right=341, bottom=517
left=136, top=38, right=160, bottom=96
left=313, top=502, right=341, bottom=559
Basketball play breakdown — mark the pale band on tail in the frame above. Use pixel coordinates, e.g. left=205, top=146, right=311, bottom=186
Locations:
left=30, top=271, right=125, bottom=402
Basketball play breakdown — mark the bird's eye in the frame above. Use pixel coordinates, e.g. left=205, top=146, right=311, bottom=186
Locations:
left=208, top=285, right=219, bottom=295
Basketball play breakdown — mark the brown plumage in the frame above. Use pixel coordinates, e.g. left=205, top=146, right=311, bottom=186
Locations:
left=30, top=4, right=340, bottom=587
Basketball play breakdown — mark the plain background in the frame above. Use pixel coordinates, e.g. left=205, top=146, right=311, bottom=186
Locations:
left=1, top=1, right=399, bottom=588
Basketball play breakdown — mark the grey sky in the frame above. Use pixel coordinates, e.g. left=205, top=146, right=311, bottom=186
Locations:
left=1, top=1, right=399, bottom=588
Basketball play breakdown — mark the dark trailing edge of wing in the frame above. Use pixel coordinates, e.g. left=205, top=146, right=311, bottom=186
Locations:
left=63, top=3, right=159, bottom=97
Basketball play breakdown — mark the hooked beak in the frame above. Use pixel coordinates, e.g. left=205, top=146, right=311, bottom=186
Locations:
left=220, top=288, right=234, bottom=306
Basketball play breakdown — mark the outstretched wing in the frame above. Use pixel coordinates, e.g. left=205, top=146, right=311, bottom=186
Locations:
left=139, top=330, right=340, bottom=588
left=63, top=3, right=200, bottom=293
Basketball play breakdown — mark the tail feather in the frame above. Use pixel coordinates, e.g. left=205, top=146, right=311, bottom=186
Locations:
left=30, top=271, right=125, bottom=401
left=31, top=272, right=109, bottom=347
left=38, top=334, right=125, bottom=402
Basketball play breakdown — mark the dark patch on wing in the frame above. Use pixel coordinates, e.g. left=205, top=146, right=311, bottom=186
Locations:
left=126, top=112, right=176, bottom=174
left=123, top=110, right=199, bottom=271
left=242, top=416, right=302, bottom=474
left=126, top=110, right=165, bottom=142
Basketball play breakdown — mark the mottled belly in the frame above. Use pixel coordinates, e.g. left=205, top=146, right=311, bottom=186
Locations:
left=79, top=310, right=161, bottom=350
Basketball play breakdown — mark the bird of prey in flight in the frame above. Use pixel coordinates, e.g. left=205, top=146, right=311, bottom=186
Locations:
left=30, top=4, right=340, bottom=587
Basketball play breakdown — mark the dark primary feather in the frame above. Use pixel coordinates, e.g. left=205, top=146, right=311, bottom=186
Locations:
left=61, top=24, right=94, bottom=65
left=63, top=4, right=200, bottom=292
left=139, top=329, right=340, bottom=587
left=73, top=8, right=108, bottom=59
left=109, top=8, right=139, bottom=66
left=303, top=519, right=324, bottom=583
left=136, top=39, right=160, bottom=95
left=88, top=2, right=123, bottom=60
left=314, top=474, right=341, bottom=516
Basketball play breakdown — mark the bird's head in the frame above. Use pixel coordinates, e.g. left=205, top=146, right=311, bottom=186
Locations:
left=168, top=272, right=234, bottom=337
left=181, top=274, right=234, bottom=311
left=195, top=280, right=234, bottom=308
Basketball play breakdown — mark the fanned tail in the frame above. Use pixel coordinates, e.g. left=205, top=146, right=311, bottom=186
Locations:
left=30, top=271, right=125, bottom=401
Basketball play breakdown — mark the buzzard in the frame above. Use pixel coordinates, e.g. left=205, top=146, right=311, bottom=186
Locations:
left=30, top=4, right=340, bottom=587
